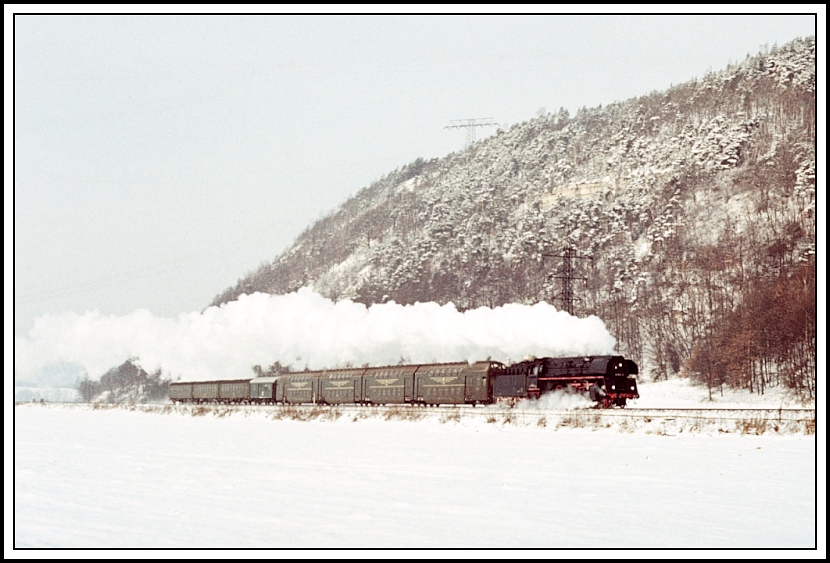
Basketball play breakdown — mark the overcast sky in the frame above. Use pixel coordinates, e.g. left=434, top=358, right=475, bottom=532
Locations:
left=8, top=9, right=820, bottom=338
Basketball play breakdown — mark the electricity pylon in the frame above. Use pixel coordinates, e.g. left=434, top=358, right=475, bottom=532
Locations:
left=444, top=118, right=498, bottom=149
left=544, top=246, right=590, bottom=316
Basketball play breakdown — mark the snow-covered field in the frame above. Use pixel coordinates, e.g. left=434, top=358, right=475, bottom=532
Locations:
left=9, top=379, right=820, bottom=553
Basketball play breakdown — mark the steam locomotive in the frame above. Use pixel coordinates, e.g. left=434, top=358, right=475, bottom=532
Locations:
left=169, top=355, right=639, bottom=408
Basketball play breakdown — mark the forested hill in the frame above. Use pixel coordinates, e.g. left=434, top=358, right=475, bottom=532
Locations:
left=212, top=37, right=816, bottom=398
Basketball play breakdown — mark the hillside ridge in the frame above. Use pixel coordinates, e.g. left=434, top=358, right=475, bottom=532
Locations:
left=212, top=36, right=816, bottom=397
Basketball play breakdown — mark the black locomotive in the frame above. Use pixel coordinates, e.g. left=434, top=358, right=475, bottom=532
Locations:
left=492, top=355, right=639, bottom=407
left=169, top=355, right=639, bottom=408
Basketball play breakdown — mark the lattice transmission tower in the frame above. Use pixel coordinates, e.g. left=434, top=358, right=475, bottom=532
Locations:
left=444, top=118, right=498, bottom=149
left=544, top=246, right=590, bottom=316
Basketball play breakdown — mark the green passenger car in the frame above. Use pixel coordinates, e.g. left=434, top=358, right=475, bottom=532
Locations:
left=283, top=372, right=319, bottom=404
left=250, top=376, right=279, bottom=403
left=192, top=381, right=220, bottom=403
left=415, top=361, right=494, bottom=405
left=168, top=382, right=192, bottom=403
left=362, top=366, right=418, bottom=404
left=219, top=380, right=251, bottom=403
left=319, top=369, right=364, bottom=404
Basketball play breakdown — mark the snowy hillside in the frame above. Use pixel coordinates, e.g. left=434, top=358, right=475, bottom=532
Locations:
left=212, top=37, right=816, bottom=397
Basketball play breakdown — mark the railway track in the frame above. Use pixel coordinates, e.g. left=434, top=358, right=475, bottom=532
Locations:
left=569, top=407, right=816, bottom=422
left=27, top=402, right=815, bottom=431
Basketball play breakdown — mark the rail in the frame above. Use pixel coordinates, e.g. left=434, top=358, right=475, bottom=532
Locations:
left=16, top=401, right=816, bottom=435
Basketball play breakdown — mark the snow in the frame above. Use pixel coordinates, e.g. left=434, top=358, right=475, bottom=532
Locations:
left=9, top=377, right=820, bottom=554
left=627, top=377, right=813, bottom=410
left=11, top=386, right=78, bottom=404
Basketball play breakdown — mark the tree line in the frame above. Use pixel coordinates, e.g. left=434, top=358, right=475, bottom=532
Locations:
left=76, top=359, right=168, bottom=404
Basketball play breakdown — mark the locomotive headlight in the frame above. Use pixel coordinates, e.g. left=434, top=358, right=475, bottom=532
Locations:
left=610, top=385, right=615, bottom=390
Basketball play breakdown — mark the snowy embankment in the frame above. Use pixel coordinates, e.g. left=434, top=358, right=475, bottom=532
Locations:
left=13, top=383, right=818, bottom=550
left=16, top=376, right=817, bottom=436
left=22, top=399, right=815, bottom=437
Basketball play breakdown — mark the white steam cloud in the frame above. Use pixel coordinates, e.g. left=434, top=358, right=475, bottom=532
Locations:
left=15, top=288, right=616, bottom=383
left=514, top=388, right=597, bottom=410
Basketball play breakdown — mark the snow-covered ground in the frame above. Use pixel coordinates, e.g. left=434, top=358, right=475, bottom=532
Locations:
left=626, top=377, right=814, bottom=410
left=9, top=377, right=820, bottom=554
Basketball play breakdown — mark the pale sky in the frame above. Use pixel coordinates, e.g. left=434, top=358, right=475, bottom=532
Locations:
left=8, top=8, right=821, bottom=338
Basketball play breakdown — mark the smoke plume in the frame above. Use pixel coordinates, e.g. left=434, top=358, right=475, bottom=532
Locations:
left=15, top=288, right=617, bottom=383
